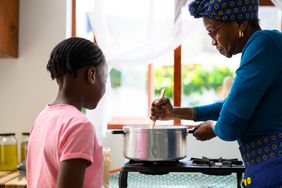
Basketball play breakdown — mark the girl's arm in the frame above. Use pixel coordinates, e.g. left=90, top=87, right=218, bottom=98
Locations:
left=56, top=158, right=90, bottom=188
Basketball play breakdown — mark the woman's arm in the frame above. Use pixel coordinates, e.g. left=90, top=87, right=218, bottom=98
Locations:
left=151, top=97, right=224, bottom=121
left=195, top=101, right=224, bottom=121
left=151, top=98, right=195, bottom=120
left=56, top=159, right=90, bottom=188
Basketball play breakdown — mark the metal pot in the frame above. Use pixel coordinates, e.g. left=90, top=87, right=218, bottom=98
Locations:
left=112, top=125, right=194, bottom=161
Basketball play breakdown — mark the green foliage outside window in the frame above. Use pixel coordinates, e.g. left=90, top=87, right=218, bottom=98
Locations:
left=109, top=68, right=122, bottom=88
left=154, top=66, right=174, bottom=98
left=109, top=65, right=234, bottom=100
left=154, top=64, right=234, bottom=98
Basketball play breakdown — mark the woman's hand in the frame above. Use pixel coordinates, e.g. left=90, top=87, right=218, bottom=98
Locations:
left=193, top=120, right=216, bottom=141
left=150, top=97, right=174, bottom=121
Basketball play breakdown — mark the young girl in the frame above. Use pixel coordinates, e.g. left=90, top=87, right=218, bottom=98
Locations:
left=26, top=37, right=108, bottom=188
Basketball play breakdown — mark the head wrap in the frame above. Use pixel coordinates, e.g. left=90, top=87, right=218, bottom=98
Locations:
left=189, top=0, right=259, bottom=22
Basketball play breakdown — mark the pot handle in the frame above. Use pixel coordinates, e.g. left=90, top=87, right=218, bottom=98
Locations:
left=111, top=130, right=125, bottom=135
left=187, top=128, right=196, bottom=134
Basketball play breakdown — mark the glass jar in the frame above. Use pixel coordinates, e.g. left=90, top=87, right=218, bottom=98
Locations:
left=0, top=133, right=18, bottom=171
left=20, top=132, right=30, bottom=162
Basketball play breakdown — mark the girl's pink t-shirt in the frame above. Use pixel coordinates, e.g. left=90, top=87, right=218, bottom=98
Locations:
left=26, top=104, right=103, bottom=188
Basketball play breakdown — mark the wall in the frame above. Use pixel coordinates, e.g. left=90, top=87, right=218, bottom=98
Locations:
left=0, top=0, right=67, bottom=140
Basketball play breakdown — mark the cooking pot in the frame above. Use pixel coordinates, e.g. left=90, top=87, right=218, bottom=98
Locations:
left=112, top=125, right=195, bottom=161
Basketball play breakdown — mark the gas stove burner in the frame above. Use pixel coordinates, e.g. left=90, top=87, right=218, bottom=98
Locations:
left=139, top=171, right=170, bottom=175
left=191, top=157, right=243, bottom=167
left=128, top=160, right=181, bottom=175
left=129, top=160, right=181, bottom=167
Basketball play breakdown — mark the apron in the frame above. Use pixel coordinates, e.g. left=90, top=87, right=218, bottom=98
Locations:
left=239, top=131, right=282, bottom=188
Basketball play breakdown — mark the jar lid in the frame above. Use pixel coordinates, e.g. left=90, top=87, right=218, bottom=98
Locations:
left=0, top=133, right=16, bottom=136
left=22, top=132, right=30, bottom=136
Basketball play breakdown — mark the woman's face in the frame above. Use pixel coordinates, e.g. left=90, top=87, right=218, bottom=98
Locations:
left=203, top=17, right=241, bottom=58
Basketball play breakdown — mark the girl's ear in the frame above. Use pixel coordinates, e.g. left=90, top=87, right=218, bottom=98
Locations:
left=87, top=67, right=96, bottom=84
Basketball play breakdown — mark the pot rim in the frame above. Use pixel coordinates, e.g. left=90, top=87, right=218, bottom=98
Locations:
left=123, top=125, right=187, bottom=130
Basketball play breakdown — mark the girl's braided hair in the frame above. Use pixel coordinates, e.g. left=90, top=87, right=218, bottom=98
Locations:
left=47, top=37, right=105, bottom=80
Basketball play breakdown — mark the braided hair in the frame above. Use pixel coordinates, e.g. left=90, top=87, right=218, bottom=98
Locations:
left=47, top=37, right=105, bottom=80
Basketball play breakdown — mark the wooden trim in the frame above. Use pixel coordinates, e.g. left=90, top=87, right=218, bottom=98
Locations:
left=71, top=0, right=76, bottom=37
left=0, top=0, right=19, bottom=58
left=148, top=64, right=154, bottom=115
left=174, top=46, right=182, bottom=125
left=259, top=0, right=274, bottom=6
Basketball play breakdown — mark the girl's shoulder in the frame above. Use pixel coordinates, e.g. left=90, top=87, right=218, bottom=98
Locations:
left=45, top=104, right=93, bottom=131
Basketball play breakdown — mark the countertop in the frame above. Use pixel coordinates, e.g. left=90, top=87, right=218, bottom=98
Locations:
left=0, top=171, right=26, bottom=188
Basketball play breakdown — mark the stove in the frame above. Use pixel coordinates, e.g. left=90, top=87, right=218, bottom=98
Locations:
left=119, top=157, right=245, bottom=188
left=191, top=156, right=243, bottom=167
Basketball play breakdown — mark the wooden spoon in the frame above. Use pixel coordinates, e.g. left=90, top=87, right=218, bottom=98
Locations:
left=151, top=88, right=166, bottom=128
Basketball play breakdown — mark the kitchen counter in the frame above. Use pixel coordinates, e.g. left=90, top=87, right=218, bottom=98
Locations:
left=0, top=171, right=26, bottom=188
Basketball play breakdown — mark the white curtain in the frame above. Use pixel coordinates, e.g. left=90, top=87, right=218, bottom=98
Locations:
left=88, top=0, right=199, bottom=68
left=271, top=0, right=282, bottom=11
left=84, top=0, right=201, bottom=142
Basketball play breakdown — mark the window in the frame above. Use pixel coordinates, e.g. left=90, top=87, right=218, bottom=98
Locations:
left=75, top=1, right=281, bottom=120
left=109, top=66, right=149, bottom=117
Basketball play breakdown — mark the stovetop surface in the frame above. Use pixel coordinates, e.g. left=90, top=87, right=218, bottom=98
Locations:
left=121, top=157, right=245, bottom=177
left=123, top=157, right=245, bottom=175
left=127, top=157, right=244, bottom=168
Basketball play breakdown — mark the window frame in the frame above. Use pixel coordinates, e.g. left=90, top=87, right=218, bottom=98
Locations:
left=72, top=0, right=281, bottom=129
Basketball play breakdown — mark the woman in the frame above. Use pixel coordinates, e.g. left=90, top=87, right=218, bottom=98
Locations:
left=151, top=0, right=282, bottom=187
left=27, top=37, right=107, bottom=188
